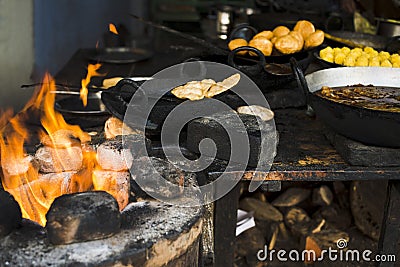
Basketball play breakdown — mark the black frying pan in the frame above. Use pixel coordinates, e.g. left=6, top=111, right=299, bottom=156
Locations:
left=227, top=46, right=311, bottom=92
left=290, top=58, right=400, bottom=148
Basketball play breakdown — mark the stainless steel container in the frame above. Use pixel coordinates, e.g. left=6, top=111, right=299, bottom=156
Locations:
left=376, top=18, right=400, bottom=37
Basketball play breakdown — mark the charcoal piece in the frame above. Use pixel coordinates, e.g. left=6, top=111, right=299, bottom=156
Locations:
left=131, top=157, right=201, bottom=205
left=122, top=134, right=152, bottom=157
left=96, top=135, right=151, bottom=171
left=1, top=154, right=35, bottom=177
left=0, top=190, right=22, bottom=238
left=97, top=140, right=133, bottom=171
left=35, top=145, right=83, bottom=173
left=46, top=191, right=120, bottom=245
left=187, top=112, right=276, bottom=167
left=92, top=170, right=130, bottom=210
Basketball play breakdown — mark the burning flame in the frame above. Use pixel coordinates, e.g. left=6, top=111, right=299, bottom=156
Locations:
left=0, top=72, right=128, bottom=226
left=80, top=63, right=102, bottom=107
left=109, top=23, right=118, bottom=35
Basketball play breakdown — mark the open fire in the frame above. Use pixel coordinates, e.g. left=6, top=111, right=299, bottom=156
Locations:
left=0, top=71, right=129, bottom=226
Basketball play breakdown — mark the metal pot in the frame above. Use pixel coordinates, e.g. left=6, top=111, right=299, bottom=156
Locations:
left=376, top=18, right=400, bottom=37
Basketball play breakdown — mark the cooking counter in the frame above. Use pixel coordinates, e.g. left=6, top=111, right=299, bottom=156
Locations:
left=55, top=47, right=400, bottom=267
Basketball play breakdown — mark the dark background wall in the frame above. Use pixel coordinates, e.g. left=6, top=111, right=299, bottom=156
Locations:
left=34, top=0, right=147, bottom=78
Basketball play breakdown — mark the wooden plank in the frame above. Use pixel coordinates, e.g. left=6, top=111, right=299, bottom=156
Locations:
left=377, top=180, right=400, bottom=267
left=213, top=182, right=241, bottom=267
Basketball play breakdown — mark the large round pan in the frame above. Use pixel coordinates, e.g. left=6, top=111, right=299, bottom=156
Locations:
left=290, top=58, right=400, bottom=148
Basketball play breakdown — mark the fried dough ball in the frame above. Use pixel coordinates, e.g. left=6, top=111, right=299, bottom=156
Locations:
left=253, top=30, right=274, bottom=40
left=228, top=38, right=248, bottom=55
left=274, top=34, right=302, bottom=54
left=304, top=30, right=324, bottom=49
left=289, top=31, right=304, bottom=51
left=270, top=36, right=278, bottom=44
left=293, top=20, right=315, bottom=39
left=248, top=37, right=273, bottom=56
left=272, top=26, right=290, bottom=37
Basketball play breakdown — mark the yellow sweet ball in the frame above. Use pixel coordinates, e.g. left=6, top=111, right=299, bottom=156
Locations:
left=369, top=57, right=380, bottom=67
left=381, top=59, right=393, bottom=67
left=341, top=47, right=351, bottom=54
left=333, top=47, right=342, bottom=55
left=324, top=53, right=334, bottom=63
left=363, top=47, right=376, bottom=53
left=390, top=53, right=400, bottom=63
left=378, top=51, right=391, bottom=61
left=334, top=52, right=346, bottom=65
left=393, top=62, right=400, bottom=68
left=350, top=48, right=363, bottom=58
left=355, top=56, right=369, bottom=67
left=343, top=56, right=356, bottom=66
left=319, top=47, right=332, bottom=58
left=365, top=49, right=378, bottom=57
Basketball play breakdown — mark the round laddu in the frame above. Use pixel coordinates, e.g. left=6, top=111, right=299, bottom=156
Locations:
left=96, top=140, right=134, bottom=171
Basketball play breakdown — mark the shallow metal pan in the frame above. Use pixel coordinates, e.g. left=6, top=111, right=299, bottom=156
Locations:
left=291, top=59, right=400, bottom=148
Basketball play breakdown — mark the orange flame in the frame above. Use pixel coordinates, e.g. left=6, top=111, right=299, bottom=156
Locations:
left=109, top=23, right=118, bottom=35
left=80, top=63, right=102, bottom=107
left=0, top=73, right=92, bottom=226
left=0, top=72, right=128, bottom=226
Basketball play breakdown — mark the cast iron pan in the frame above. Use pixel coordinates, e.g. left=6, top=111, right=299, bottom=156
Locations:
left=227, top=46, right=311, bottom=92
left=100, top=79, right=182, bottom=132
left=290, top=58, right=400, bottom=148
left=55, top=93, right=111, bottom=128
left=87, top=47, right=153, bottom=64
left=229, top=24, right=317, bottom=63
left=312, top=49, right=341, bottom=68
left=325, top=31, right=389, bottom=50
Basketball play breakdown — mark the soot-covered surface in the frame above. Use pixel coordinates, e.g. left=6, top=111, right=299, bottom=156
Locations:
left=0, top=201, right=202, bottom=267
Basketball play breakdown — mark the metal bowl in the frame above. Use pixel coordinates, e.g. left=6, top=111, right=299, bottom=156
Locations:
left=55, top=92, right=110, bottom=128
